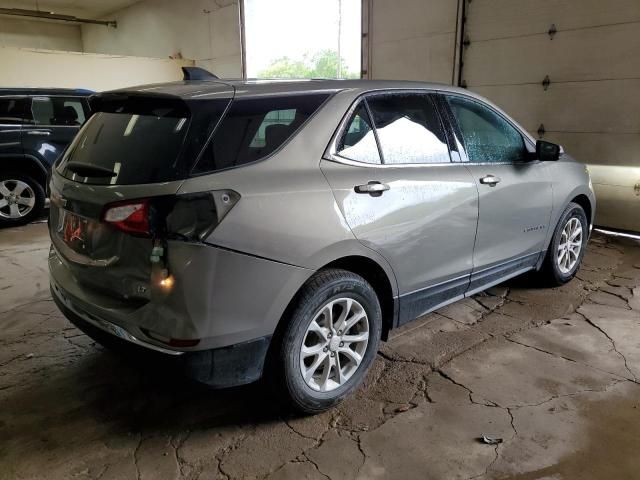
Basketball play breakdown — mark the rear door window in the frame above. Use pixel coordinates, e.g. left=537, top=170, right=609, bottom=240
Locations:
left=0, top=98, right=26, bottom=124
left=366, top=93, right=451, bottom=165
left=193, top=93, right=330, bottom=174
left=336, top=103, right=381, bottom=164
left=28, top=97, right=89, bottom=126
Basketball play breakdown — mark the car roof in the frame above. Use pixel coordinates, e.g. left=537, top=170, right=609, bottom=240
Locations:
left=0, top=87, right=93, bottom=96
left=103, top=79, right=472, bottom=100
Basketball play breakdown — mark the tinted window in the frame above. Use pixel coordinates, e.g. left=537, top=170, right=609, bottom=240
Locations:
left=336, top=103, right=381, bottom=164
left=0, top=98, right=25, bottom=125
left=29, top=97, right=88, bottom=126
left=249, top=109, right=296, bottom=147
left=366, top=93, right=450, bottom=164
left=58, top=96, right=229, bottom=184
left=194, top=94, right=329, bottom=174
left=446, top=95, right=527, bottom=163
left=59, top=112, right=189, bottom=184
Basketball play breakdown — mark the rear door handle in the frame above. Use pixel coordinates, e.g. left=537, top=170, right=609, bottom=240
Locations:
left=479, top=175, right=501, bottom=186
left=26, top=130, right=51, bottom=136
left=354, top=181, right=390, bottom=196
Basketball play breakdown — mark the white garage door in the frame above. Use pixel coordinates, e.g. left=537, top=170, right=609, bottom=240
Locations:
left=461, top=0, right=640, bottom=231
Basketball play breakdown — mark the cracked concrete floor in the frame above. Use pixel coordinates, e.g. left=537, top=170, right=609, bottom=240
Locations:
left=2, top=223, right=640, bottom=480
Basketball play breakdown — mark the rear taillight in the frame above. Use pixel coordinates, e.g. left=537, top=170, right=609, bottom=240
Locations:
left=101, top=190, right=239, bottom=239
left=102, top=200, right=150, bottom=236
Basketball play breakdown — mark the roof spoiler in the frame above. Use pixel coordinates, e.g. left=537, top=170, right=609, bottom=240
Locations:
left=182, top=66, right=219, bottom=81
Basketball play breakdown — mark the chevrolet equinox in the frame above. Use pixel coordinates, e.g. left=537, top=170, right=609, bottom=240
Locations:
left=48, top=75, right=595, bottom=413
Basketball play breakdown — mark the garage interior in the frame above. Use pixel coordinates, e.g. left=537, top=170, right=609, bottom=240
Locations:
left=1, top=1, right=639, bottom=479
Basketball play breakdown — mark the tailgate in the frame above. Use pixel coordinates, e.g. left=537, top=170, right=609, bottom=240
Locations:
left=48, top=88, right=234, bottom=303
left=49, top=172, right=185, bottom=305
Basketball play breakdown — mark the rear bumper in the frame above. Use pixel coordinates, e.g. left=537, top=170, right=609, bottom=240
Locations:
left=49, top=239, right=314, bottom=386
left=52, top=284, right=272, bottom=388
left=49, top=241, right=313, bottom=351
left=51, top=281, right=181, bottom=355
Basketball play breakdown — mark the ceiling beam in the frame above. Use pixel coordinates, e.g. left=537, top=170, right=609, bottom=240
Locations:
left=0, top=8, right=117, bottom=27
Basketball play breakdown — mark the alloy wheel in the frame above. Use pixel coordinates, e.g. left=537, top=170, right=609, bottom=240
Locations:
left=557, top=217, right=583, bottom=274
left=0, top=180, right=36, bottom=219
left=299, top=297, right=370, bottom=392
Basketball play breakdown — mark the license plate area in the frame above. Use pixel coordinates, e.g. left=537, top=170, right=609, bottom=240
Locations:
left=57, top=209, right=95, bottom=255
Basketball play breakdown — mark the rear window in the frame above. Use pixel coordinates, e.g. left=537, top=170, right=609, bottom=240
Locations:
left=192, top=93, right=330, bottom=174
left=57, top=97, right=229, bottom=185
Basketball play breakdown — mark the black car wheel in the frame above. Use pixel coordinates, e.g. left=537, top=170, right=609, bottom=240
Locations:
left=0, top=172, right=45, bottom=227
left=539, top=202, right=588, bottom=286
left=274, top=269, right=382, bottom=414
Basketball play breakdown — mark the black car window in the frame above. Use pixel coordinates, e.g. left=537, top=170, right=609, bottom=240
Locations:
left=336, top=102, right=381, bottom=164
left=446, top=95, right=527, bottom=164
left=249, top=109, right=296, bottom=148
left=0, top=98, right=26, bottom=125
left=57, top=95, right=231, bottom=185
left=193, top=93, right=330, bottom=175
left=366, top=93, right=450, bottom=165
left=59, top=111, right=190, bottom=184
left=29, top=97, right=88, bottom=126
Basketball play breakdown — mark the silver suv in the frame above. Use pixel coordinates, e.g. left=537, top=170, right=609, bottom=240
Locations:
left=48, top=78, right=594, bottom=413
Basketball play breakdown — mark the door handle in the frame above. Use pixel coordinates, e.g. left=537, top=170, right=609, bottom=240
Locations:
left=354, top=181, right=390, bottom=196
left=27, top=130, right=51, bottom=136
left=479, top=175, right=501, bottom=186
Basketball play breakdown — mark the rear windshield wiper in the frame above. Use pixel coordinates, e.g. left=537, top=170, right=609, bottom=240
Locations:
left=65, top=162, right=118, bottom=178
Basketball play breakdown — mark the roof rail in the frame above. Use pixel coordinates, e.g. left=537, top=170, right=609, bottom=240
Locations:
left=182, top=66, right=219, bottom=81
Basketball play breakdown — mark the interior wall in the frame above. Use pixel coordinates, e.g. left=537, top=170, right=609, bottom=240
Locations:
left=367, top=0, right=640, bottom=168
left=0, top=46, right=194, bottom=91
left=0, top=16, right=82, bottom=51
left=81, top=0, right=242, bottom=78
left=462, top=0, right=640, bottom=168
left=367, top=0, right=459, bottom=83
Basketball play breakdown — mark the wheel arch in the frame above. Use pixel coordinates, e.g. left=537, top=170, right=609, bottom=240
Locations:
left=0, top=154, right=48, bottom=187
left=570, top=194, right=593, bottom=229
left=321, top=255, right=397, bottom=341
left=272, top=253, right=398, bottom=353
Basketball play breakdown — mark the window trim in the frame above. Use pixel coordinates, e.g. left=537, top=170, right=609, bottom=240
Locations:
left=439, top=92, right=536, bottom=166
left=325, top=88, right=454, bottom=168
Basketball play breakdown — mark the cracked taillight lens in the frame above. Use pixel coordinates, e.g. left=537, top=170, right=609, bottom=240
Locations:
left=102, top=200, right=150, bottom=236
left=101, top=190, right=239, bottom=240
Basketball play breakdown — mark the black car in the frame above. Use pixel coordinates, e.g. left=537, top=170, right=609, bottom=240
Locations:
left=0, top=88, right=92, bottom=226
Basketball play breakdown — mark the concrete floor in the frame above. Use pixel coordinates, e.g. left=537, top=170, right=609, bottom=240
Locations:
left=1, top=223, right=640, bottom=480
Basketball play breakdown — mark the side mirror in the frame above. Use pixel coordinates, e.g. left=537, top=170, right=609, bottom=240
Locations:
left=536, top=140, right=561, bottom=161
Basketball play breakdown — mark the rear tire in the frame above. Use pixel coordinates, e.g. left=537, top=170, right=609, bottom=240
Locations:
left=0, top=172, right=45, bottom=228
left=538, top=202, right=588, bottom=286
left=273, top=269, right=382, bottom=414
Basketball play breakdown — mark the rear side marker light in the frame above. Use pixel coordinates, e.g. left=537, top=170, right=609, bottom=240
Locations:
left=102, top=200, right=150, bottom=236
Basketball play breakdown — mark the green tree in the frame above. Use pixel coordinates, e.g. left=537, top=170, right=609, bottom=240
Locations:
left=258, top=57, right=309, bottom=79
left=258, top=50, right=359, bottom=79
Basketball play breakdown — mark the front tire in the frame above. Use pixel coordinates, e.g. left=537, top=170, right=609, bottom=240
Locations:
left=275, top=269, right=382, bottom=414
left=0, top=172, right=45, bottom=228
left=539, top=202, right=588, bottom=286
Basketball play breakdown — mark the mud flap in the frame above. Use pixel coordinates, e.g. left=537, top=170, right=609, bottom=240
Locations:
left=182, top=335, right=272, bottom=388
